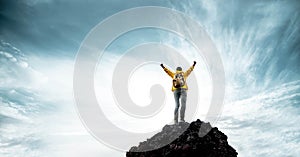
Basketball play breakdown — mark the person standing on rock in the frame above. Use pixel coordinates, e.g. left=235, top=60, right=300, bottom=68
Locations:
left=160, top=61, right=196, bottom=124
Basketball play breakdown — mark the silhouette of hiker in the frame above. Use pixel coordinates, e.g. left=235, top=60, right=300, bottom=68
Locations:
left=160, top=61, right=196, bottom=124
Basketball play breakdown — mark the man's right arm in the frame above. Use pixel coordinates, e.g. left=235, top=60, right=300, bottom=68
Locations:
left=161, top=64, right=174, bottom=78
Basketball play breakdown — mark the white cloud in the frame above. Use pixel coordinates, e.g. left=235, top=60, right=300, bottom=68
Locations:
left=93, top=44, right=213, bottom=135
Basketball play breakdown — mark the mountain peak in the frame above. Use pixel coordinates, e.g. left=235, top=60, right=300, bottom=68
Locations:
left=127, top=119, right=238, bottom=157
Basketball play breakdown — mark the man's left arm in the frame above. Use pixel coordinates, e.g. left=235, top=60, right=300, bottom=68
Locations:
left=184, top=61, right=196, bottom=77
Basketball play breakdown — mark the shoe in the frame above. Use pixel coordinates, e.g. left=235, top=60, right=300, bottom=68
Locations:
left=174, top=120, right=178, bottom=124
left=179, top=119, right=185, bottom=123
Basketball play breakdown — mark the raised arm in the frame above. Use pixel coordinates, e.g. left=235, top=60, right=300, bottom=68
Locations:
left=184, top=61, right=196, bottom=77
left=160, top=64, right=174, bottom=78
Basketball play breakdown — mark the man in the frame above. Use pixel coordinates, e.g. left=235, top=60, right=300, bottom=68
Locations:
left=160, top=61, right=196, bottom=124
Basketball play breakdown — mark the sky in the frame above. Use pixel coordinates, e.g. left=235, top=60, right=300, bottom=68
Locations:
left=1, top=0, right=300, bottom=157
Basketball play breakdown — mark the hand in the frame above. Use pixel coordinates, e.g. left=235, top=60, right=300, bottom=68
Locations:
left=160, top=63, right=164, bottom=68
left=193, top=61, right=196, bottom=66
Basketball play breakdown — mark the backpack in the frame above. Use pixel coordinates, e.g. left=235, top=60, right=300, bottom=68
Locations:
left=173, top=72, right=185, bottom=88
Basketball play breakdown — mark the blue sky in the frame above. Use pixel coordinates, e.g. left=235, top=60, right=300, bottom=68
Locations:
left=0, top=0, right=169, bottom=57
left=1, top=0, right=300, bottom=157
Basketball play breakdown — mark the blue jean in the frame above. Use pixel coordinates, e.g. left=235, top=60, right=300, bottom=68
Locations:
left=173, top=88, right=187, bottom=121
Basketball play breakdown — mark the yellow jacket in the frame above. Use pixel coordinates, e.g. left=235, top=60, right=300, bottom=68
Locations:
left=162, top=65, right=195, bottom=91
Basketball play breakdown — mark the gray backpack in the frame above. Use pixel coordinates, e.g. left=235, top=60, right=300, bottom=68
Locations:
left=173, top=72, right=185, bottom=88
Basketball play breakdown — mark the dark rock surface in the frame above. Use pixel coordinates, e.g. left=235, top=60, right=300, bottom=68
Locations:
left=126, top=119, right=238, bottom=157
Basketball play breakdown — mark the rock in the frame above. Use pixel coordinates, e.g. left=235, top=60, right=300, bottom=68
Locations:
left=126, top=119, right=237, bottom=157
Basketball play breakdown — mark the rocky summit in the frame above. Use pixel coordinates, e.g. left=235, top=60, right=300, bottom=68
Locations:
left=126, top=119, right=238, bottom=157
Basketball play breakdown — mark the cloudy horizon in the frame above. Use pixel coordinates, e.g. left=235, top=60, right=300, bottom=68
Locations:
left=1, top=0, right=300, bottom=157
